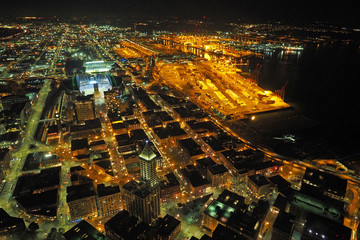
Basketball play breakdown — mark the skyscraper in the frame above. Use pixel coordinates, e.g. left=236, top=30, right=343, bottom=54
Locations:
left=122, top=180, right=160, bottom=224
left=121, top=141, right=161, bottom=224
left=139, top=141, right=158, bottom=188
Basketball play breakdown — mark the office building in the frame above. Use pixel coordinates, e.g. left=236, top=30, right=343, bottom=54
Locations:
left=139, top=141, right=158, bottom=188
left=179, top=165, right=210, bottom=197
left=247, top=174, right=271, bottom=199
left=207, top=164, right=228, bottom=187
left=122, top=180, right=160, bottom=224
left=160, top=172, right=180, bottom=202
left=97, top=184, right=122, bottom=217
left=67, top=183, right=98, bottom=221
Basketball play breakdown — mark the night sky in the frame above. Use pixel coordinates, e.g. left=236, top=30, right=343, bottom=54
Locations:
left=1, top=0, right=359, bottom=25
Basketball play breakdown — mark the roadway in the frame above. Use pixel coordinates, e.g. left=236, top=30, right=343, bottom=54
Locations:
left=0, top=77, right=53, bottom=229
left=77, top=28, right=360, bottom=237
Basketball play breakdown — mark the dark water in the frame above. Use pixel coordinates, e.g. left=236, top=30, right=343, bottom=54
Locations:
left=256, top=43, right=360, bottom=157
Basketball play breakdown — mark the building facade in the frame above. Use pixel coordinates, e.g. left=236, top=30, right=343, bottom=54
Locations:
left=122, top=180, right=161, bottom=224
left=97, top=184, right=122, bottom=217
left=139, top=142, right=158, bottom=188
left=247, top=174, right=271, bottom=199
left=67, top=183, right=98, bottom=221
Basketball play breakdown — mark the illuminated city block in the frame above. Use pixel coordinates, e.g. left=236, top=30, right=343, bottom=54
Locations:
left=76, top=73, right=112, bottom=95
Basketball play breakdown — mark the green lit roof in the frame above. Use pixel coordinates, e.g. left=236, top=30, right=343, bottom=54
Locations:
left=139, top=142, right=157, bottom=161
left=204, top=200, right=235, bottom=223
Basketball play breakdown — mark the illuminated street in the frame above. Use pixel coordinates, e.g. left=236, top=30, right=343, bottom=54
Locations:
left=0, top=12, right=360, bottom=240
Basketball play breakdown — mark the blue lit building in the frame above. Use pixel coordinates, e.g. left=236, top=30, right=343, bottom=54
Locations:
left=76, top=73, right=112, bottom=95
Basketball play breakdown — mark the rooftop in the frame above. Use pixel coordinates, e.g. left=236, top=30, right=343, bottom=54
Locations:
left=115, top=134, right=134, bottom=147
left=97, top=184, right=120, bottom=198
left=139, top=142, right=157, bottom=161
left=89, top=140, right=106, bottom=147
left=273, top=194, right=289, bottom=212
left=130, top=129, right=148, bottom=142
left=104, top=210, right=147, bottom=240
left=122, top=180, right=154, bottom=199
left=112, top=122, right=126, bottom=129
left=179, top=166, right=209, bottom=188
left=67, top=183, right=96, bottom=202
left=273, top=212, right=295, bottom=234
left=208, top=164, right=228, bottom=175
left=159, top=94, right=187, bottom=106
left=162, top=172, right=180, bottom=188
left=196, top=158, right=216, bottom=170
left=173, top=107, right=207, bottom=119
left=153, top=123, right=186, bottom=139
left=178, top=138, right=204, bottom=156
left=71, top=138, right=89, bottom=151
left=302, top=168, right=347, bottom=198
left=155, top=214, right=180, bottom=238
left=302, top=213, right=351, bottom=240
left=186, top=120, right=219, bottom=133
left=216, top=189, right=245, bottom=208
left=64, top=220, right=109, bottom=240
left=15, top=189, right=58, bottom=217
left=0, top=208, right=25, bottom=230
left=268, top=175, right=291, bottom=192
left=212, top=224, right=247, bottom=240
left=248, top=174, right=271, bottom=187
left=13, top=167, right=61, bottom=198
left=70, top=118, right=101, bottom=133
left=204, top=200, right=235, bottom=224
left=202, top=136, right=225, bottom=152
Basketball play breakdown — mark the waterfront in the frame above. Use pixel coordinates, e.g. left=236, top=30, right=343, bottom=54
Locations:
left=250, top=42, right=360, bottom=158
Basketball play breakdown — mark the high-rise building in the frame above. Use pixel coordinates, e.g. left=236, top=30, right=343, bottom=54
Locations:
left=122, top=180, right=160, bottom=224
left=121, top=141, right=160, bottom=224
left=74, top=95, right=95, bottom=122
left=139, top=142, right=158, bottom=188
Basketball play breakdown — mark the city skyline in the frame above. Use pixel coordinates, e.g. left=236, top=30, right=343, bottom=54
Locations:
left=0, top=6, right=360, bottom=240
left=0, top=0, right=359, bottom=26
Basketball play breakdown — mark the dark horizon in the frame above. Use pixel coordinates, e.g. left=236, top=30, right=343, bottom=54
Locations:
left=1, top=0, right=359, bottom=26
